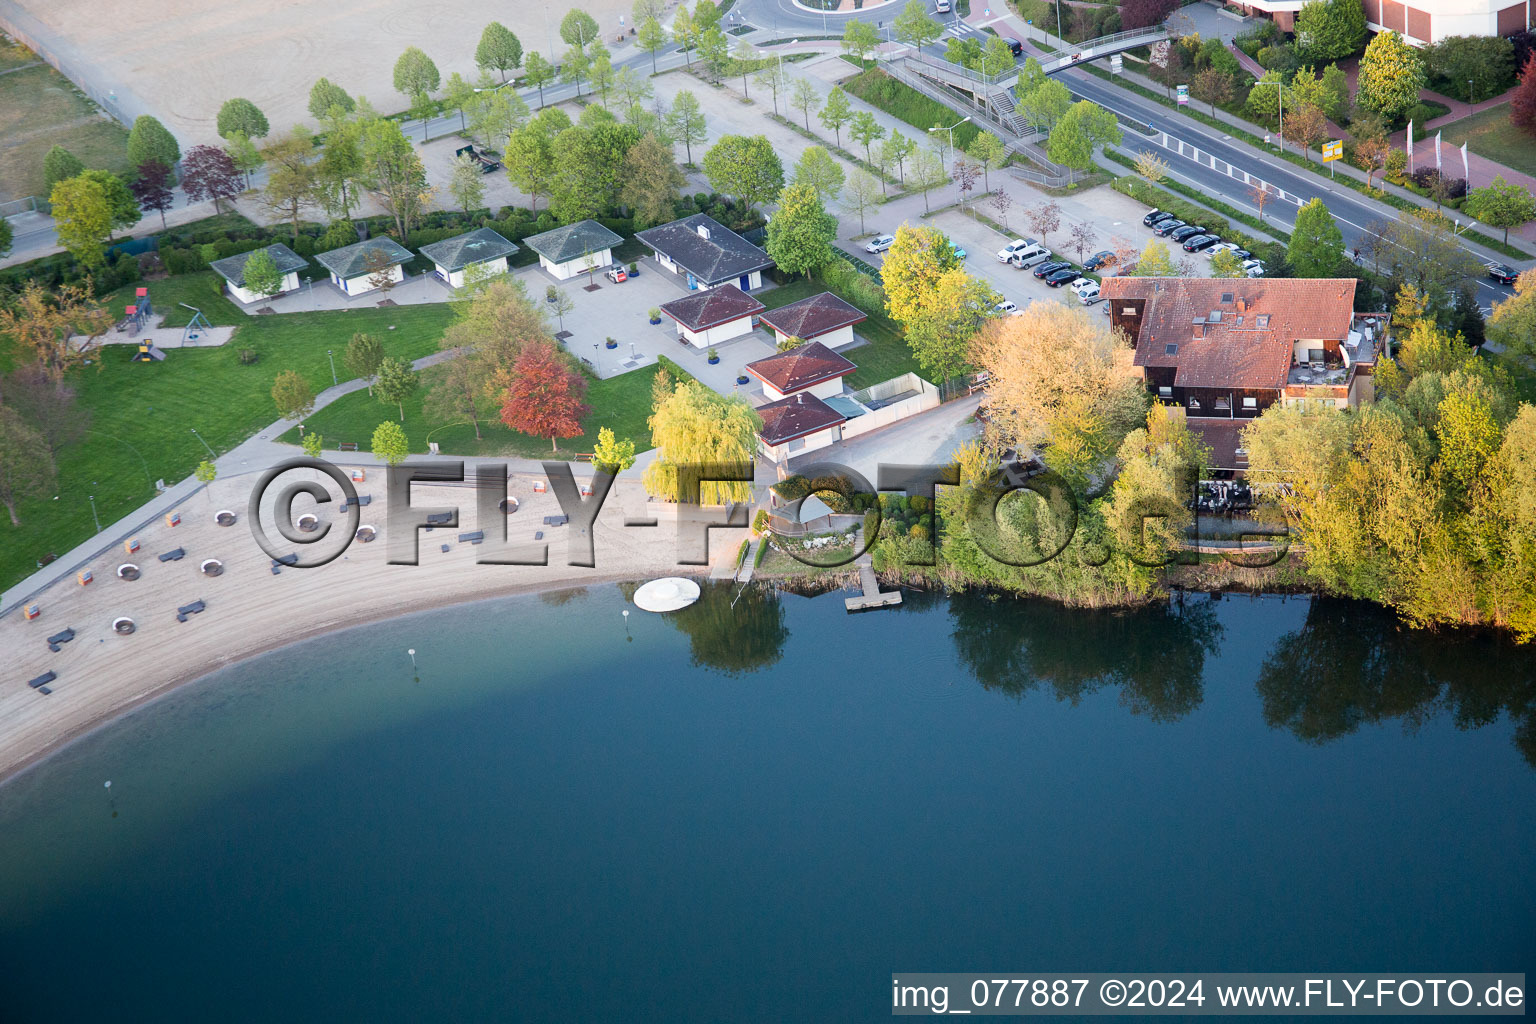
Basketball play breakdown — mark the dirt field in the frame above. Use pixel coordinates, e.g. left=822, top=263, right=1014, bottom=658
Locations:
left=11, top=0, right=642, bottom=145
left=0, top=59, right=130, bottom=203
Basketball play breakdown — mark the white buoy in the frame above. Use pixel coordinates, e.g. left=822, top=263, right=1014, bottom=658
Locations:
left=632, top=577, right=701, bottom=612
left=104, top=781, right=111, bottom=789
left=407, top=648, right=416, bottom=668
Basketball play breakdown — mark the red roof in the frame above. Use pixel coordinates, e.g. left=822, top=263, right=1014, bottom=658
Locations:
left=745, top=340, right=856, bottom=394
left=1101, top=277, right=1356, bottom=391
left=658, top=283, right=765, bottom=332
left=757, top=392, right=846, bottom=446
left=758, top=291, right=866, bottom=340
left=1186, top=416, right=1250, bottom=472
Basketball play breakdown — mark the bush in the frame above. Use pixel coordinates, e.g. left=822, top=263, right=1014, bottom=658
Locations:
left=237, top=348, right=259, bottom=364
left=1404, top=101, right=1450, bottom=127
left=844, top=69, right=982, bottom=149
left=753, top=508, right=769, bottom=533
left=291, top=234, right=316, bottom=257
left=772, top=475, right=812, bottom=502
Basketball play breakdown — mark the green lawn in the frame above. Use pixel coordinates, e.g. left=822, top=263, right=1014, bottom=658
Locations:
left=279, top=360, right=663, bottom=460
left=100, top=272, right=245, bottom=327
left=0, top=292, right=454, bottom=590
left=0, top=64, right=130, bottom=202
left=759, top=278, right=921, bottom=389
left=1438, top=103, right=1536, bottom=179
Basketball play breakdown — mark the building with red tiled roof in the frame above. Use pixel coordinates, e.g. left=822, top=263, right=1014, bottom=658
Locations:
left=1101, top=277, right=1377, bottom=418
left=757, top=391, right=847, bottom=461
left=745, top=341, right=857, bottom=402
left=658, top=283, right=766, bottom=348
left=757, top=292, right=867, bottom=350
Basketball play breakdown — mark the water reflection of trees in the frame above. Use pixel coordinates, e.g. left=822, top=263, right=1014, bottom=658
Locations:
left=1256, top=599, right=1536, bottom=768
left=947, top=592, right=1223, bottom=721
left=668, top=581, right=790, bottom=676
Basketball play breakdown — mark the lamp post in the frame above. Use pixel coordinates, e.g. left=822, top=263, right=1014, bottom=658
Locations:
left=1468, top=77, right=1474, bottom=104
left=190, top=427, right=216, bottom=458
left=929, top=115, right=970, bottom=163
left=327, top=349, right=338, bottom=388
left=1252, top=79, right=1282, bottom=150
left=88, top=491, right=101, bottom=533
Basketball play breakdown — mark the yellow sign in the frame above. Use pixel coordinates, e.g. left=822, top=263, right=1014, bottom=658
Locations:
left=1322, top=140, right=1343, bottom=162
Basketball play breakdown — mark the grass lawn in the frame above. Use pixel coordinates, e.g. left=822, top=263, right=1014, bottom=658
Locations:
left=843, top=69, right=984, bottom=151
left=100, top=272, right=246, bottom=327
left=1438, top=103, right=1536, bottom=179
left=277, top=361, right=663, bottom=460
left=759, top=277, right=922, bottom=389
left=0, top=64, right=130, bottom=202
left=0, top=292, right=454, bottom=590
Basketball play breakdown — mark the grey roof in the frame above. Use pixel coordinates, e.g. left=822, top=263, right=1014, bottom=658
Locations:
left=314, top=236, right=414, bottom=279
left=522, top=219, right=623, bottom=265
left=635, top=214, right=774, bottom=285
left=209, top=243, right=308, bottom=288
left=418, top=227, right=520, bottom=272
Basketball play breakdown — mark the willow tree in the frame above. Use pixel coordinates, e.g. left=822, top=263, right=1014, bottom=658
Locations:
left=644, top=379, right=761, bottom=505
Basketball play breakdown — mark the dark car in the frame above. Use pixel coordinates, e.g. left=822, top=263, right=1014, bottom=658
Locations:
left=1033, top=260, right=1070, bottom=279
left=1143, top=209, right=1174, bottom=227
left=1230, top=249, right=1252, bottom=262
left=1169, top=225, right=1207, bottom=242
left=1045, top=268, right=1079, bottom=287
left=1083, top=250, right=1117, bottom=271
left=1487, top=262, right=1519, bottom=285
left=1152, top=219, right=1187, bottom=236
left=1005, top=38, right=1023, bottom=56
left=1182, top=234, right=1220, bottom=252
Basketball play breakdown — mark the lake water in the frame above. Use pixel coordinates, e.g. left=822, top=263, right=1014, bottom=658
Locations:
left=0, top=584, right=1532, bottom=1022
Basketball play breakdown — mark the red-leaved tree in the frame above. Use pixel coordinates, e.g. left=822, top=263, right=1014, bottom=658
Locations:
left=130, top=160, right=175, bottom=228
left=498, top=341, right=589, bottom=451
left=181, top=145, right=243, bottom=214
left=1121, top=0, right=1180, bottom=31
left=1513, top=55, right=1536, bottom=140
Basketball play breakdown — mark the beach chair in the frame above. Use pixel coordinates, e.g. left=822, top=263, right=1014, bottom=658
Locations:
left=27, top=671, right=56, bottom=690
left=158, top=547, right=186, bottom=562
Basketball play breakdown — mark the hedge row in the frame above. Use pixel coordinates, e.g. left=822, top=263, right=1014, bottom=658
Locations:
left=1112, top=176, right=1288, bottom=266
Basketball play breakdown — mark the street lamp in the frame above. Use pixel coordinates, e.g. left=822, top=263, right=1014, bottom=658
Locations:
left=1252, top=79, right=1282, bottom=150
left=88, top=490, right=101, bottom=533
left=190, top=427, right=216, bottom=458
left=327, top=349, right=338, bottom=388
left=930, top=115, right=971, bottom=163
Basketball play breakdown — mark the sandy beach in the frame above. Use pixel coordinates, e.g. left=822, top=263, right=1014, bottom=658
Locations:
left=0, top=466, right=745, bottom=786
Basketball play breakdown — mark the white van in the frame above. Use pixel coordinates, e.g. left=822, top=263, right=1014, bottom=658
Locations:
left=1008, top=243, right=1052, bottom=269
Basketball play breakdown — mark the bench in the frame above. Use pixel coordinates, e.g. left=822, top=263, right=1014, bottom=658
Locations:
left=337, top=494, right=372, bottom=512
left=176, top=599, right=207, bottom=622
left=47, top=628, right=76, bottom=646
left=457, top=530, right=485, bottom=544
left=27, top=670, right=56, bottom=690
left=574, top=453, right=595, bottom=462
left=426, top=512, right=455, bottom=526
left=158, top=547, right=186, bottom=562
left=338, top=441, right=359, bottom=452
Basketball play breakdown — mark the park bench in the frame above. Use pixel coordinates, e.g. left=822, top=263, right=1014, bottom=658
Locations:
left=338, top=441, right=359, bottom=452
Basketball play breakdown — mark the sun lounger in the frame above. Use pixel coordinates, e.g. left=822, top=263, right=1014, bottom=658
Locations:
left=38, top=685, right=52, bottom=695
left=535, top=531, right=544, bottom=540
left=457, top=530, right=484, bottom=544
left=27, top=671, right=56, bottom=689
left=47, top=628, right=75, bottom=645
left=158, top=547, right=186, bottom=562
left=273, top=554, right=298, bottom=567
left=270, top=565, right=281, bottom=575
left=440, top=543, right=450, bottom=553
left=542, top=515, right=569, bottom=526
left=426, top=512, right=454, bottom=525
left=338, top=494, right=372, bottom=512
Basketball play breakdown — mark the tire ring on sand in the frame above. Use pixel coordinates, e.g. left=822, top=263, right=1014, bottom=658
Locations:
left=117, top=564, right=140, bottom=581
left=500, top=497, right=520, bottom=514
left=297, top=514, right=319, bottom=533
left=356, top=525, right=377, bottom=543
left=201, top=559, right=224, bottom=577
left=215, top=510, right=237, bottom=527
left=113, top=617, right=136, bottom=635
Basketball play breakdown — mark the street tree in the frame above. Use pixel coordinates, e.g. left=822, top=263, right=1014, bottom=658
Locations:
left=754, top=57, right=788, bottom=115
left=894, top=0, right=943, bottom=49
left=697, top=26, right=730, bottom=78
left=1464, top=176, right=1536, bottom=244
left=843, top=20, right=880, bottom=63
left=42, top=146, right=83, bottom=191
left=589, top=51, right=617, bottom=108
left=504, top=107, right=571, bottom=211
left=260, top=128, right=319, bottom=241
left=1293, top=0, right=1367, bottom=63
left=850, top=111, right=886, bottom=167
left=1210, top=249, right=1246, bottom=278
left=559, top=46, right=591, bottom=98
left=592, top=427, right=637, bottom=471
left=344, top=332, right=385, bottom=394
left=1356, top=30, right=1425, bottom=120
left=376, top=356, right=420, bottom=422
left=242, top=249, right=283, bottom=299
left=791, top=77, right=820, bottom=131
left=549, top=116, right=640, bottom=222
left=1136, top=239, right=1177, bottom=276
left=880, top=131, right=916, bottom=182
left=393, top=46, right=440, bottom=109
left=844, top=168, right=884, bottom=233
left=272, top=370, right=315, bottom=421
left=621, top=132, right=687, bottom=228
left=644, top=380, right=760, bottom=505
left=361, top=117, right=432, bottom=238
left=465, top=78, right=530, bottom=150
left=701, top=134, right=784, bottom=213
left=638, top=16, right=669, bottom=73
left=1353, top=134, right=1391, bottom=188
left=1048, top=101, right=1121, bottom=172
left=0, top=408, right=55, bottom=527
left=127, top=114, right=180, bottom=168
left=442, top=72, right=476, bottom=132
left=450, top=153, right=486, bottom=212
left=0, top=281, right=111, bottom=380
left=561, top=9, right=601, bottom=52
left=673, top=6, right=698, bottom=63
left=1069, top=222, right=1098, bottom=263
left=966, top=132, right=1005, bottom=191
left=1191, top=66, right=1235, bottom=115
left=907, top=147, right=947, bottom=212
left=130, top=160, right=174, bottom=228
left=952, top=158, right=979, bottom=210
left=309, top=77, right=355, bottom=120
left=1026, top=201, right=1062, bottom=247
left=1380, top=208, right=1481, bottom=311
left=819, top=86, right=853, bottom=147
left=523, top=52, right=555, bottom=107
left=224, top=130, right=263, bottom=188
left=1283, top=102, right=1329, bottom=157
left=476, top=22, right=523, bottom=81
left=49, top=174, right=114, bottom=268
left=1249, top=180, right=1274, bottom=222
left=765, top=182, right=837, bottom=277
left=499, top=341, right=589, bottom=451
left=371, top=421, right=409, bottom=466
left=216, top=98, right=269, bottom=140
left=1018, top=79, right=1071, bottom=132
left=988, top=187, right=1012, bottom=228
left=614, top=65, right=654, bottom=113
left=667, top=89, right=708, bottom=163
left=547, top=286, right=575, bottom=332
left=882, top=225, right=993, bottom=380
left=792, top=145, right=845, bottom=205
left=76, top=169, right=139, bottom=235
left=1135, top=149, right=1169, bottom=185
left=1289, top=197, right=1345, bottom=277
left=732, top=39, right=757, bottom=98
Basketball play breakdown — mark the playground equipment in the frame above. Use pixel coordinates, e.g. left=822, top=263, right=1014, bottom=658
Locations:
left=179, top=303, right=211, bottom=346
left=116, top=287, right=154, bottom=336
left=132, top=341, right=166, bottom=362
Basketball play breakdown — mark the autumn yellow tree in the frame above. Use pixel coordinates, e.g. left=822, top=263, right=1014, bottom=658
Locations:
left=644, top=379, right=761, bottom=505
left=0, top=280, right=113, bottom=380
left=882, top=224, right=998, bottom=382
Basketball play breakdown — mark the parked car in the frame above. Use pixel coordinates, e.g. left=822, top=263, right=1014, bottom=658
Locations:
left=1005, top=38, right=1024, bottom=56
left=1182, top=234, right=1220, bottom=252
left=936, top=0, right=951, bottom=12
left=993, top=300, right=1019, bottom=315
left=1205, top=242, right=1240, bottom=258
left=1074, top=280, right=1102, bottom=304
left=1169, top=225, right=1207, bottom=243
left=1230, top=249, right=1252, bottom=262
left=605, top=266, right=628, bottom=283
left=951, top=246, right=968, bottom=260
left=1242, top=259, right=1266, bottom=278
left=1487, top=262, right=1520, bottom=285
left=1083, top=250, right=1116, bottom=271
left=1152, top=219, right=1187, bottom=237
left=1009, top=243, right=1052, bottom=268
left=865, top=234, right=895, bottom=253
left=997, top=238, right=1039, bottom=262
left=1143, top=209, right=1175, bottom=227
left=1045, top=268, right=1079, bottom=287
left=1033, top=260, right=1070, bottom=279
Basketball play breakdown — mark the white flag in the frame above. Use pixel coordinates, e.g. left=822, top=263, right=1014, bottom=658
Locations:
left=1435, top=131, right=1442, bottom=169
left=1462, top=142, right=1469, bottom=182
left=1406, top=120, right=1414, bottom=169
